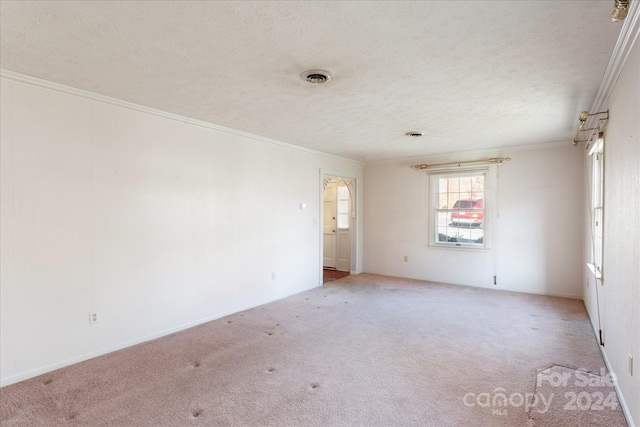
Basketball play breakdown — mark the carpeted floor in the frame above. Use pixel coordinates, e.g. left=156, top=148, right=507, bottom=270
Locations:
left=0, top=274, right=628, bottom=426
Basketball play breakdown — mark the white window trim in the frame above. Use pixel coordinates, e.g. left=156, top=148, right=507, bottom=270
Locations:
left=427, top=168, right=492, bottom=250
left=587, top=135, right=604, bottom=278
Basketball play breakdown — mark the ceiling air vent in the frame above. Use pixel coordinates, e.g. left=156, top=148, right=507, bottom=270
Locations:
left=405, top=131, right=424, bottom=137
left=301, top=69, right=332, bottom=84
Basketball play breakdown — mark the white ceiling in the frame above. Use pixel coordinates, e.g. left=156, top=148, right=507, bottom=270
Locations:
left=0, top=1, right=622, bottom=162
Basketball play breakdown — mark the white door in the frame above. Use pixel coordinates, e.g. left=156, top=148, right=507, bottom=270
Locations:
left=323, top=182, right=337, bottom=268
left=336, top=181, right=351, bottom=272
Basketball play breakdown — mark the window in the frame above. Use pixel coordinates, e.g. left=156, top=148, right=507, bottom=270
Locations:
left=589, top=134, right=604, bottom=277
left=431, top=171, right=486, bottom=247
left=336, top=183, right=350, bottom=229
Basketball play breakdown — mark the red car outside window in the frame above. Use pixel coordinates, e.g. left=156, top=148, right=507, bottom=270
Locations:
left=451, top=199, right=484, bottom=226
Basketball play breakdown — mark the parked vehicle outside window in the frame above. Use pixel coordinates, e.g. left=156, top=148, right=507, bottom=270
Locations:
left=451, top=198, right=484, bottom=226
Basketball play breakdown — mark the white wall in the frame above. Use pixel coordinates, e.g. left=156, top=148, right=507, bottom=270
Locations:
left=583, top=39, right=639, bottom=425
left=0, top=75, right=363, bottom=386
left=363, top=143, right=584, bottom=298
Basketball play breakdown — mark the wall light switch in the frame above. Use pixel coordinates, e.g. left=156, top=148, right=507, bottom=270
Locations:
left=299, top=203, right=306, bottom=210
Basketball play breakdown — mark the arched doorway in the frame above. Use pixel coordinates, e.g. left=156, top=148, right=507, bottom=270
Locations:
left=322, top=177, right=355, bottom=281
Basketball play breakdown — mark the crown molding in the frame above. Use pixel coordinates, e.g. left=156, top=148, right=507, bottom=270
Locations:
left=0, top=69, right=363, bottom=166
left=366, top=140, right=571, bottom=166
left=590, top=0, right=640, bottom=115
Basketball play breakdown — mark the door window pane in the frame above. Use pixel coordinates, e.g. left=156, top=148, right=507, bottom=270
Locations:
left=337, top=184, right=350, bottom=229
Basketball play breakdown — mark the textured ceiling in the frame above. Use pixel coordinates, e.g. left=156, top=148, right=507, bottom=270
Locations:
left=0, top=1, right=622, bottom=162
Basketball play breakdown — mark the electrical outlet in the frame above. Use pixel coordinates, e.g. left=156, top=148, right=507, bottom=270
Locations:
left=404, top=256, right=408, bottom=262
left=271, top=272, right=276, bottom=280
left=89, top=311, right=99, bottom=325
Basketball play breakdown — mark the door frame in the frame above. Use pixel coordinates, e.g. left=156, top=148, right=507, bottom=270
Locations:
left=320, top=170, right=357, bottom=284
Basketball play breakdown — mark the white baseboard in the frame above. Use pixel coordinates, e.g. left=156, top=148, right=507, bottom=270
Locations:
left=586, top=318, right=636, bottom=427
left=600, top=346, right=636, bottom=427
left=370, top=271, right=583, bottom=299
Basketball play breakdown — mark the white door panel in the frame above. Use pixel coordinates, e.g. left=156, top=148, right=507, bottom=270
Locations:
left=337, top=231, right=351, bottom=271
left=323, top=182, right=337, bottom=268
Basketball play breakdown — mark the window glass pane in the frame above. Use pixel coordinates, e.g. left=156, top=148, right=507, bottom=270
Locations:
left=436, top=211, right=455, bottom=242
left=590, top=138, right=604, bottom=272
left=448, top=177, right=460, bottom=193
left=459, top=176, right=471, bottom=194
left=337, top=184, right=350, bottom=229
left=471, top=176, right=484, bottom=200
left=594, top=207, right=603, bottom=270
left=448, top=193, right=458, bottom=209
left=593, top=154, right=602, bottom=208
left=337, top=213, right=349, bottom=229
left=439, top=178, right=448, bottom=193
left=438, top=193, right=447, bottom=209
left=337, top=185, right=349, bottom=201
left=433, top=172, right=485, bottom=246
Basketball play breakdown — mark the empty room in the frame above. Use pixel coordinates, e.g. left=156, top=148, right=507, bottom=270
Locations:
left=1, top=1, right=638, bottom=426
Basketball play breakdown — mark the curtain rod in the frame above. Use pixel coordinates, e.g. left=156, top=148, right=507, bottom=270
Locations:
left=573, top=110, right=609, bottom=146
left=410, top=157, right=511, bottom=170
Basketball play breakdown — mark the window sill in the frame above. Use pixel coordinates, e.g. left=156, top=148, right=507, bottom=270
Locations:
left=586, top=263, right=602, bottom=279
left=428, top=243, right=490, bottom=252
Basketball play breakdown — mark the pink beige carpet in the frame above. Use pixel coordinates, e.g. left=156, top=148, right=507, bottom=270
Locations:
left=0, top=274, right=628, bottom=426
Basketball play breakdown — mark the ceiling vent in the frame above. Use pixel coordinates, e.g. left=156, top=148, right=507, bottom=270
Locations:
left=301, top=69, right=332, bottom=84
left=405, top=131, right=424, bottom=137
